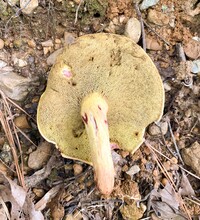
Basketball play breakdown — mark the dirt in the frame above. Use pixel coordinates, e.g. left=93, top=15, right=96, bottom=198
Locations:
left=0, top=0, right=200, bottom=219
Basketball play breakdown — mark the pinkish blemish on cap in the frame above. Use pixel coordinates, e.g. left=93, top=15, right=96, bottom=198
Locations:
left=63, top=69, right=72, bottom=78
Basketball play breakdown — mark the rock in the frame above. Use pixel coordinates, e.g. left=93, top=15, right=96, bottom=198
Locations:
left=140, top=0, right=160, bottom=10
left=14, top=114, right=30, bottom=129
left=73, top=163, right=83, bottom=175
left=47, top=48, right=63, bottom=66
left=120, top=201, right=145, bottom=220
left=126, top=165, right=140, bottom=177
left=124, top=18, right=141, bottom=43
left=184, top=39, right=200, bottom=60
left=0, top=39, right=4, bottom=49
left=191, top=59, right=200, bottom=74
left=64, top=32, right=76, bottom=45
left=13, top=58, right=28, bottom=67
left=0, top=60, right=7, bottom=68
left=0, top=70, right=32, bottom=101
left=20, top=0, right=38, bottom=14
left=27, top=39, right=36, bottom=48
left=147, top=9, right=169, bottom=26
left=148, top=121, right=168, bottom=136
left=33, top=188, right=45, bottom=198
left=41, top=39, right=53, bottom=47
left=182, top=141, right=200, bottom=176
left=28, top=142, right=52, bottom=170
left=146, top=37, right=163, bottom=50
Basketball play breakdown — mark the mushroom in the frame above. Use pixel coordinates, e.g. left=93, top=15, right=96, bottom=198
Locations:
left=37, top=33, right=164, bottom=195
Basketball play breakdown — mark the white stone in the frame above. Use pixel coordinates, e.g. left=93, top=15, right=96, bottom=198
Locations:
left=124, top=18, right=141, bottom=43
left=20, top=0, right=38, bottom=15
left=0, top=71, right=32, bottom=101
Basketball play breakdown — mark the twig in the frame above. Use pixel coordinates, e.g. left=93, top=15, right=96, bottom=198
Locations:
left=145, top=141, right=200, bottom=180
left=143, top=20, right=170, bottom=46
left=154, top=122, right=176, bottom=157
left=74, top=0, right=84, bottom=25
left=167, top=119, right=184, bottom=165
left=134, top=3, right=146, bottom=52
left=145, top=141, right=192, bottom=220
left=0, top=91, right=26, bottom=189
left=176, top=43, right=186, bottom=61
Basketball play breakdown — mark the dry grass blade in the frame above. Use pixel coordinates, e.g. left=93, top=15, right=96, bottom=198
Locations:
left=145, top=141, right=192, bottom=220
left=0, top=91, right=26, bottom=189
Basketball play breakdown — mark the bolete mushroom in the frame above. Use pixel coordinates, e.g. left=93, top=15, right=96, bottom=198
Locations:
left=37, top=33, right=164, bottom=195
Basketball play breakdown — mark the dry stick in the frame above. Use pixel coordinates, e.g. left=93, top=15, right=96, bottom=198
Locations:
left=167, top=119, right=184, bottom=165
left=145, top=141, right=200, bottom=180
left=176, top=43, right=186, bottom=61
left=0, top=111, right=25, bottom=189
left=2, top=94, right=26, bottom=185
left=143, top=20, right=170, bottom=46
left=155, top=122, right=176, bottom=157
left=0, top=92, right=26, bottom=189
left=145, top=141, right=192, bottom=220
left=134, top=3, right=146, bottom=52
left=6, top=97, right=36, bottom=122
left=15, top=126, right=38, bottom=147
left=74, top=0, right=84, bottom=25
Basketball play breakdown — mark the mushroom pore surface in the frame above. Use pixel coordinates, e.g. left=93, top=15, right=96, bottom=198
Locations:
left=37, top=33, right=164, bottom=164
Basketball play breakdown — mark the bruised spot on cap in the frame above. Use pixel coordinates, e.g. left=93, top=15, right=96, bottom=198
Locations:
left=63, top=69, right=72, bottom=78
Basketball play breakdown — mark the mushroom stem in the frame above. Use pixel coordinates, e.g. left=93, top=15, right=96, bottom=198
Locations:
left=81, top=93, right=115, bottom=195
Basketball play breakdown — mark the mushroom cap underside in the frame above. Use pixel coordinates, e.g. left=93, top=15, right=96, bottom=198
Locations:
left=37, top=33, right=164, bottom=164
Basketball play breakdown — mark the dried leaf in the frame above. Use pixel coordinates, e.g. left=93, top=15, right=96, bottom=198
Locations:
left=152, top=201, right=186, bottom=220
left=35, top=184, right=62, bottom=211
left=159, top=182, right=180, bottom=210
left=179, top=172, right=195, bottom=196
left=0, top=172, right=44, bottom=220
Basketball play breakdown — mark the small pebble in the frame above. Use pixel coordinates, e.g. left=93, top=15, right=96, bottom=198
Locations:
left=153, top=169, right=159, bottom=177
left=0, top=137, right=5, bottom=146
left=41, top=39, right=53, bottom=47
left=122, top=164, right=129, bottom=172
left=32, top=96, right=40, bottom=103
left=64, top=32, right=76, bottom=45
left=161, top=178, right=168, bottom=186
left=170, top=157, right=178, bottom=164
left=28, top=141, right=52, bottom=169
left=0, top=162, right=8, bottom=172
left=121, top=150, right=129, bottom=158
left=0, top=39, right=5, bottom=49
left=171, top=164, right=179, bottom=171
left=18, top=59, right=28, bottom=67
left=55, top=39, right=61, bottom=44
left=73, top=163, right=83, bottom=175
left=33, top=188, right=45, bottom=198
left=147, top=9, right=169, bottom=26
left=143, top=146, right=151, bottom=155
left=148, top=121, right=168, bottom=136
left=163, top=161, right=171, bottom=171
left=124, top=17, right=141, bottom=43
left=14, top=114, right=30, bottom=129
left=27, top=39, right=36, bottom=48
left=146, top=37, right=163, bottom=50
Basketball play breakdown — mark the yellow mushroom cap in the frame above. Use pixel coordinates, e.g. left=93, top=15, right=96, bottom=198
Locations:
left=37, top=33, right=164, bottom=164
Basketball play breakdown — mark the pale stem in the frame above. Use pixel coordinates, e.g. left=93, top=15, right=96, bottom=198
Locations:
left=81, top=93, right=115, bottom=195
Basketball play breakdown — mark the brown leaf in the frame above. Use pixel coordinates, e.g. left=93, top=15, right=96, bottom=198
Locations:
left=0, top=172, right=44, bottom=220
left=178, top=172, right=195, bottom=196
